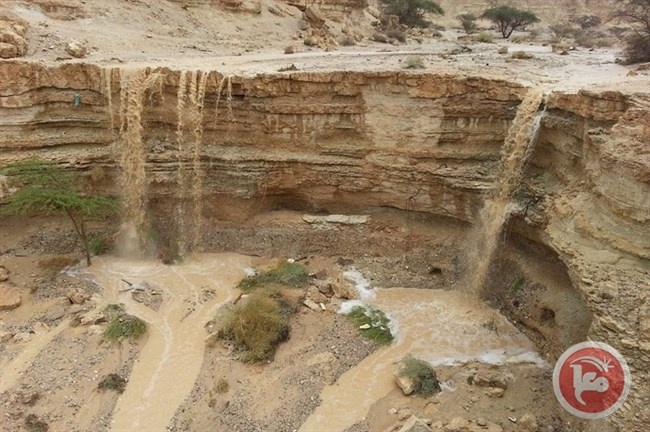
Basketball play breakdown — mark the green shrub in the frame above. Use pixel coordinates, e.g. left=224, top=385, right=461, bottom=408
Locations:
left=104, top=314, right=147, bottom=341
left=98, top=373, right=127, bottom=393
left=347, top=305, right=394, bottom=345
left=402, top=56, right=426, bottom=69
left=217, top=289, right=291, bottom=362
left=511, top=276, right=525, bottom=293
left=475, top=32, right=495, bottom=43
left=458, top=13, right=477, bottom=34
left=399, top=356, right=441, bottom=396
left=237, top=262, right=309, bottom=291
left=89, top=236, right=110, bottom=255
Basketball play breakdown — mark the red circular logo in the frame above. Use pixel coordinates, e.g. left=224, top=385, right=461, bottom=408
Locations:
left=553, top=342, right=631, bottom=419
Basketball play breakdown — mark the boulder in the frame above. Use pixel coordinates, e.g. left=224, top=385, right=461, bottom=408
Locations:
left=65, top=40, right=88, bottom=58
left=303, top=298, right=321, bottom=312
left=398, top=416, right=432, bottom=432
left=471, top=371, right=508, bottom=389
left=303, top=7, right=325, bottom=28
left=0, top=283, right=21, bottom=310
left=395, top=372, right=417, bottom=395
left=67, top=288, right=90, bottom=305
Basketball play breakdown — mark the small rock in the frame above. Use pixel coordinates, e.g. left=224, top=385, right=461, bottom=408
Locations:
left=303, top=299, right=321, bottom=312
left=13, top=332, right=32, bottom=343
left=477, top=418, right=488, bottom=427
left=359, top=324, right=371, bottom=330
left=486, top=387, right=505, bottom=398
left=307, top=286, right=328, bottom=304
left=80, top=312, right=106, bottom=326
left=397, top=407, right=412, bottom=421
left=445, top=418, right=469, bottom=431
left=518, top=414, right=538, bottom=432
left=67, top=288, right=90, bottom=305
left=0, top=266, right=9, bottom=281
left=472, top=371, right=508, bottom=389
left=0, top=283, right=21, bottom=310
left=388, top=407, right=398, bottom=415
left=398, top=416, right=432, bottom=432
left=65, top=40, right=88, bottom=58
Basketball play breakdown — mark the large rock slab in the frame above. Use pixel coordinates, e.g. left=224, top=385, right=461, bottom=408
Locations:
left=0, top=283, right=21, bottom=310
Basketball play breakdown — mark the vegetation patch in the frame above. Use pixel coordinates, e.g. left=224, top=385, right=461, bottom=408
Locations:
left=24, top=414, right=48, bottom=432
left=98, top=373, right=127, bottom=393
left=511, top=276, right=525, bottom=293
left=217, top=289, right=291, bottom=362
left=104, top=314, right=147, bottom=341
left=380, top=0, right=444, bottom=28
left=402, top=55, right=426, bottom=69
left=346, top=305, right=394, bottom=345
left=237, top=262, right=309, bottom=291
left=398, top=355, right=441, bottom=397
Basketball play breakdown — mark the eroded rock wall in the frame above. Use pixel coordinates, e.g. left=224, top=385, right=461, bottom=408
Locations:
left=0, top=60, right=648, bottom=431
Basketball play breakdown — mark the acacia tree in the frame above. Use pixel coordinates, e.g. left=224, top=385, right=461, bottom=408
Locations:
left=613, top=0, right=650, bottom=63
left=482, top=6, right=540, bottom=38
left=381, top=0, right=444, bottom=28
left=1, top=160, right=118, bottom=266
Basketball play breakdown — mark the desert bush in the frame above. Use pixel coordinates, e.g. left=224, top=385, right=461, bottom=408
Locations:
left=575, top=31, right=614, bottom=48
left=380, top=0, right=444, bottom=28
left=215, top=378, right=229, bottom=393
left=402, top=55, right=425, bottom=69
left=511, top=50, right=534, bottom=59
left=339, top=34, right=357, bottom=46
left=371, top=32, right=390, bottom=43
left=217, top=289, right=290, bottom=362
left=346, top=305, right=394, bottom=345
left=24, top=414, right=48, bottom=432
left=386, top=28, right=407, bottom=42
left=498, top=46, right=508, bottom=54
left=104, top=314, right=147, bottom=341
left=98, top=373, right=127, bottom=393
left=89, top=236, right=110, bottom=255
left=572, top=14, right=602, bottom=29
left=284, top=45, right=295, bottom=54
left=549, top=23, right=579, bottom=39
left=457, top=13, right=477, bottom=34
left=475, top=31, right=495, bottom=43
left=398, top=356, right=441, bottom=396
left=623, top=33, right=650, bottom=63
left=613, top=0, right=650, bottom=63
left=237, top=261, right=309, bottom=291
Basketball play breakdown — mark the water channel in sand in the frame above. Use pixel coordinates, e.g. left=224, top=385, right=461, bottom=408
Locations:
left=87, top=253, right=254, bottom=432
left=300, top=276, right=544, bottom=432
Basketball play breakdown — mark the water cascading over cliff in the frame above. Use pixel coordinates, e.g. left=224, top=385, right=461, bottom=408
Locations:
left=114, top=68, right=163, bottom=257
left=466, top=88, right=546, bottom=295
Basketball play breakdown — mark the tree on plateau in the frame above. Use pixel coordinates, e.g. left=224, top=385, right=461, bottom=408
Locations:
left=482, top=6, right=540, bottom=38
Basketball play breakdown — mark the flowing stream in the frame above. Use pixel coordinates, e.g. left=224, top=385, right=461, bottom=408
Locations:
left=300, top=285, right=543, bottom=432
left=87, top=253, right=252, bottom=432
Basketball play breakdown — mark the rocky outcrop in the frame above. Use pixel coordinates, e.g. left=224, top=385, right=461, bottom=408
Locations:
left=0, top=14, right=28, bottom=59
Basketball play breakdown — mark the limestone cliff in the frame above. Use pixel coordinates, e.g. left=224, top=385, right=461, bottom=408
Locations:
left=0, top=60, right=648, bottom=431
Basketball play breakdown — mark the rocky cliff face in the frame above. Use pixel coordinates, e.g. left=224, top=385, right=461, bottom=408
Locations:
left=0, top=60, right=648, bottom=431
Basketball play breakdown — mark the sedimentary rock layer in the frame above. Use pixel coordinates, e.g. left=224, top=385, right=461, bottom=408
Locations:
left=0, top=60, right=648, bottom=431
